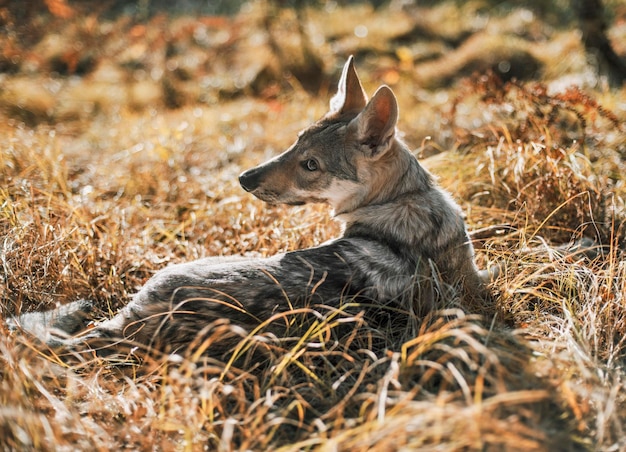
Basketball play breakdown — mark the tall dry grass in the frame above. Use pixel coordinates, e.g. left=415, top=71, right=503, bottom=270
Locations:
left=2, top=3, right=626, bottom=451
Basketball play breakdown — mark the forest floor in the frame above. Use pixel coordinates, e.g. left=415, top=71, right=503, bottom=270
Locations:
left=2, top=1, right=626, bottom=450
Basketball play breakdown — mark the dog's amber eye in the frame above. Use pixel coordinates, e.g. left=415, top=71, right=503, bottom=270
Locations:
left=302, top=159, right=319, bottom=171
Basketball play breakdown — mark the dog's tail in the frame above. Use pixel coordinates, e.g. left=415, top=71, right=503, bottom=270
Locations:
left=6, top=299, right=95, bottom=348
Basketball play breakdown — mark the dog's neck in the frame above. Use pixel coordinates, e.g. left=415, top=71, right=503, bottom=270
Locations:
left=334, top=139, right=433, bottom=220
left=369, top=140, right=433, bottom=204
left=333, top=137, right=454, bottom=256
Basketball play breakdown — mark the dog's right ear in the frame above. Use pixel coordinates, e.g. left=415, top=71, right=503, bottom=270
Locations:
left=350, top=85, right=398, bottom=160
left=329, top=56, right=367, bottom=116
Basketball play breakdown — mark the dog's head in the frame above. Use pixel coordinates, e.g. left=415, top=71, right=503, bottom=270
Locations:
left=239, top=56, right=399, bottom=215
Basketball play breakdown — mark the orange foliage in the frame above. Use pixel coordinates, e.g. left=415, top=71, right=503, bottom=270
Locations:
left=44, top=0, right=74, bottom=19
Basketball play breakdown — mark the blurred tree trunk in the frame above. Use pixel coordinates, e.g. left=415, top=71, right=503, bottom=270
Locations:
left=576, top=0, right=626, bottom=87
left=265, top=0, right=324, bottom=93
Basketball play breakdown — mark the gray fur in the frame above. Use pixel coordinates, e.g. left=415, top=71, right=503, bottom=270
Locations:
left=10, top=56, right=486, bottom=358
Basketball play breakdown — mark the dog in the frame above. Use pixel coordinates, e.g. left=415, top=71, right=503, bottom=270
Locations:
left=8, top=56, right=486, bottom=358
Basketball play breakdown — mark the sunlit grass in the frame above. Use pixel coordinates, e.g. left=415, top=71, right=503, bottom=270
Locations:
left=2, top=2, right=626, bottom=451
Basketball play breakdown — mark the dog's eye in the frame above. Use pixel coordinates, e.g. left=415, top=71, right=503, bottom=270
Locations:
left=302, top=159, right=319, bottom=171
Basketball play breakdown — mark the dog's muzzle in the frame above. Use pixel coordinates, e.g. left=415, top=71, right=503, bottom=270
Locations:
left=239, top=167, right=262, bottom=192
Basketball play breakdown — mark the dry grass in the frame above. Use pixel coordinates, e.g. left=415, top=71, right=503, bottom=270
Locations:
left=2, top=2, right=626, bottom=451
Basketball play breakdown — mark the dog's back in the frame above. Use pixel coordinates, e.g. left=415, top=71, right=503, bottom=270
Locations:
left=10, top=57, right=485, bottom=357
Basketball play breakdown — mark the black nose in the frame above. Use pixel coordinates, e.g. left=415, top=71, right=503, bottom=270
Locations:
left=239, top=167, right=261, bottom=192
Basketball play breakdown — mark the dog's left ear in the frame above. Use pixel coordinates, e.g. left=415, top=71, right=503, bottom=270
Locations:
left=329, top=56, right=368, bottom=115
left=351, top=86, right=398, bottom=159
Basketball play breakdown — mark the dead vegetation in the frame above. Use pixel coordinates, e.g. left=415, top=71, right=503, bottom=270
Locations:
left=1, top=1, right=626, bottom=450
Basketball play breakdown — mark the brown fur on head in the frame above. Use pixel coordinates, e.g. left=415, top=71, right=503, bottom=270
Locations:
left=238, top=56, right=403, bottom=215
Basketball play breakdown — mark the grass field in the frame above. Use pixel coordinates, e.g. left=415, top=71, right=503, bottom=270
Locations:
left=2, top=1, right=626, bottom=450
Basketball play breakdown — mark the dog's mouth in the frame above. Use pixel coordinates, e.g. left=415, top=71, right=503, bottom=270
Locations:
left=259, top=196, right=306, bottom=207
left=247, top=189, right=282, bottom=205
left=248, top=189, right=309, bottom=207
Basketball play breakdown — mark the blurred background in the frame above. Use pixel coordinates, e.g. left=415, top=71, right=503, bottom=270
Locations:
left=2, top=0, right=624, bottom=127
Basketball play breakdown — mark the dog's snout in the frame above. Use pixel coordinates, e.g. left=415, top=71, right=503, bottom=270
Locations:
left=239, top=167, right=261, bottom=192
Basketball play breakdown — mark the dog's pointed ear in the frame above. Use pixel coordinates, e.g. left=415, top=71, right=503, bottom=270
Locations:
left=351, top=86, right=398, bottom=159
left=329, top=56, right=367, bottom=115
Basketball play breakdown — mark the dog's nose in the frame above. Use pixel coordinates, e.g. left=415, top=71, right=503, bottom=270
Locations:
left=239, top=167, right=261, bottom=192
